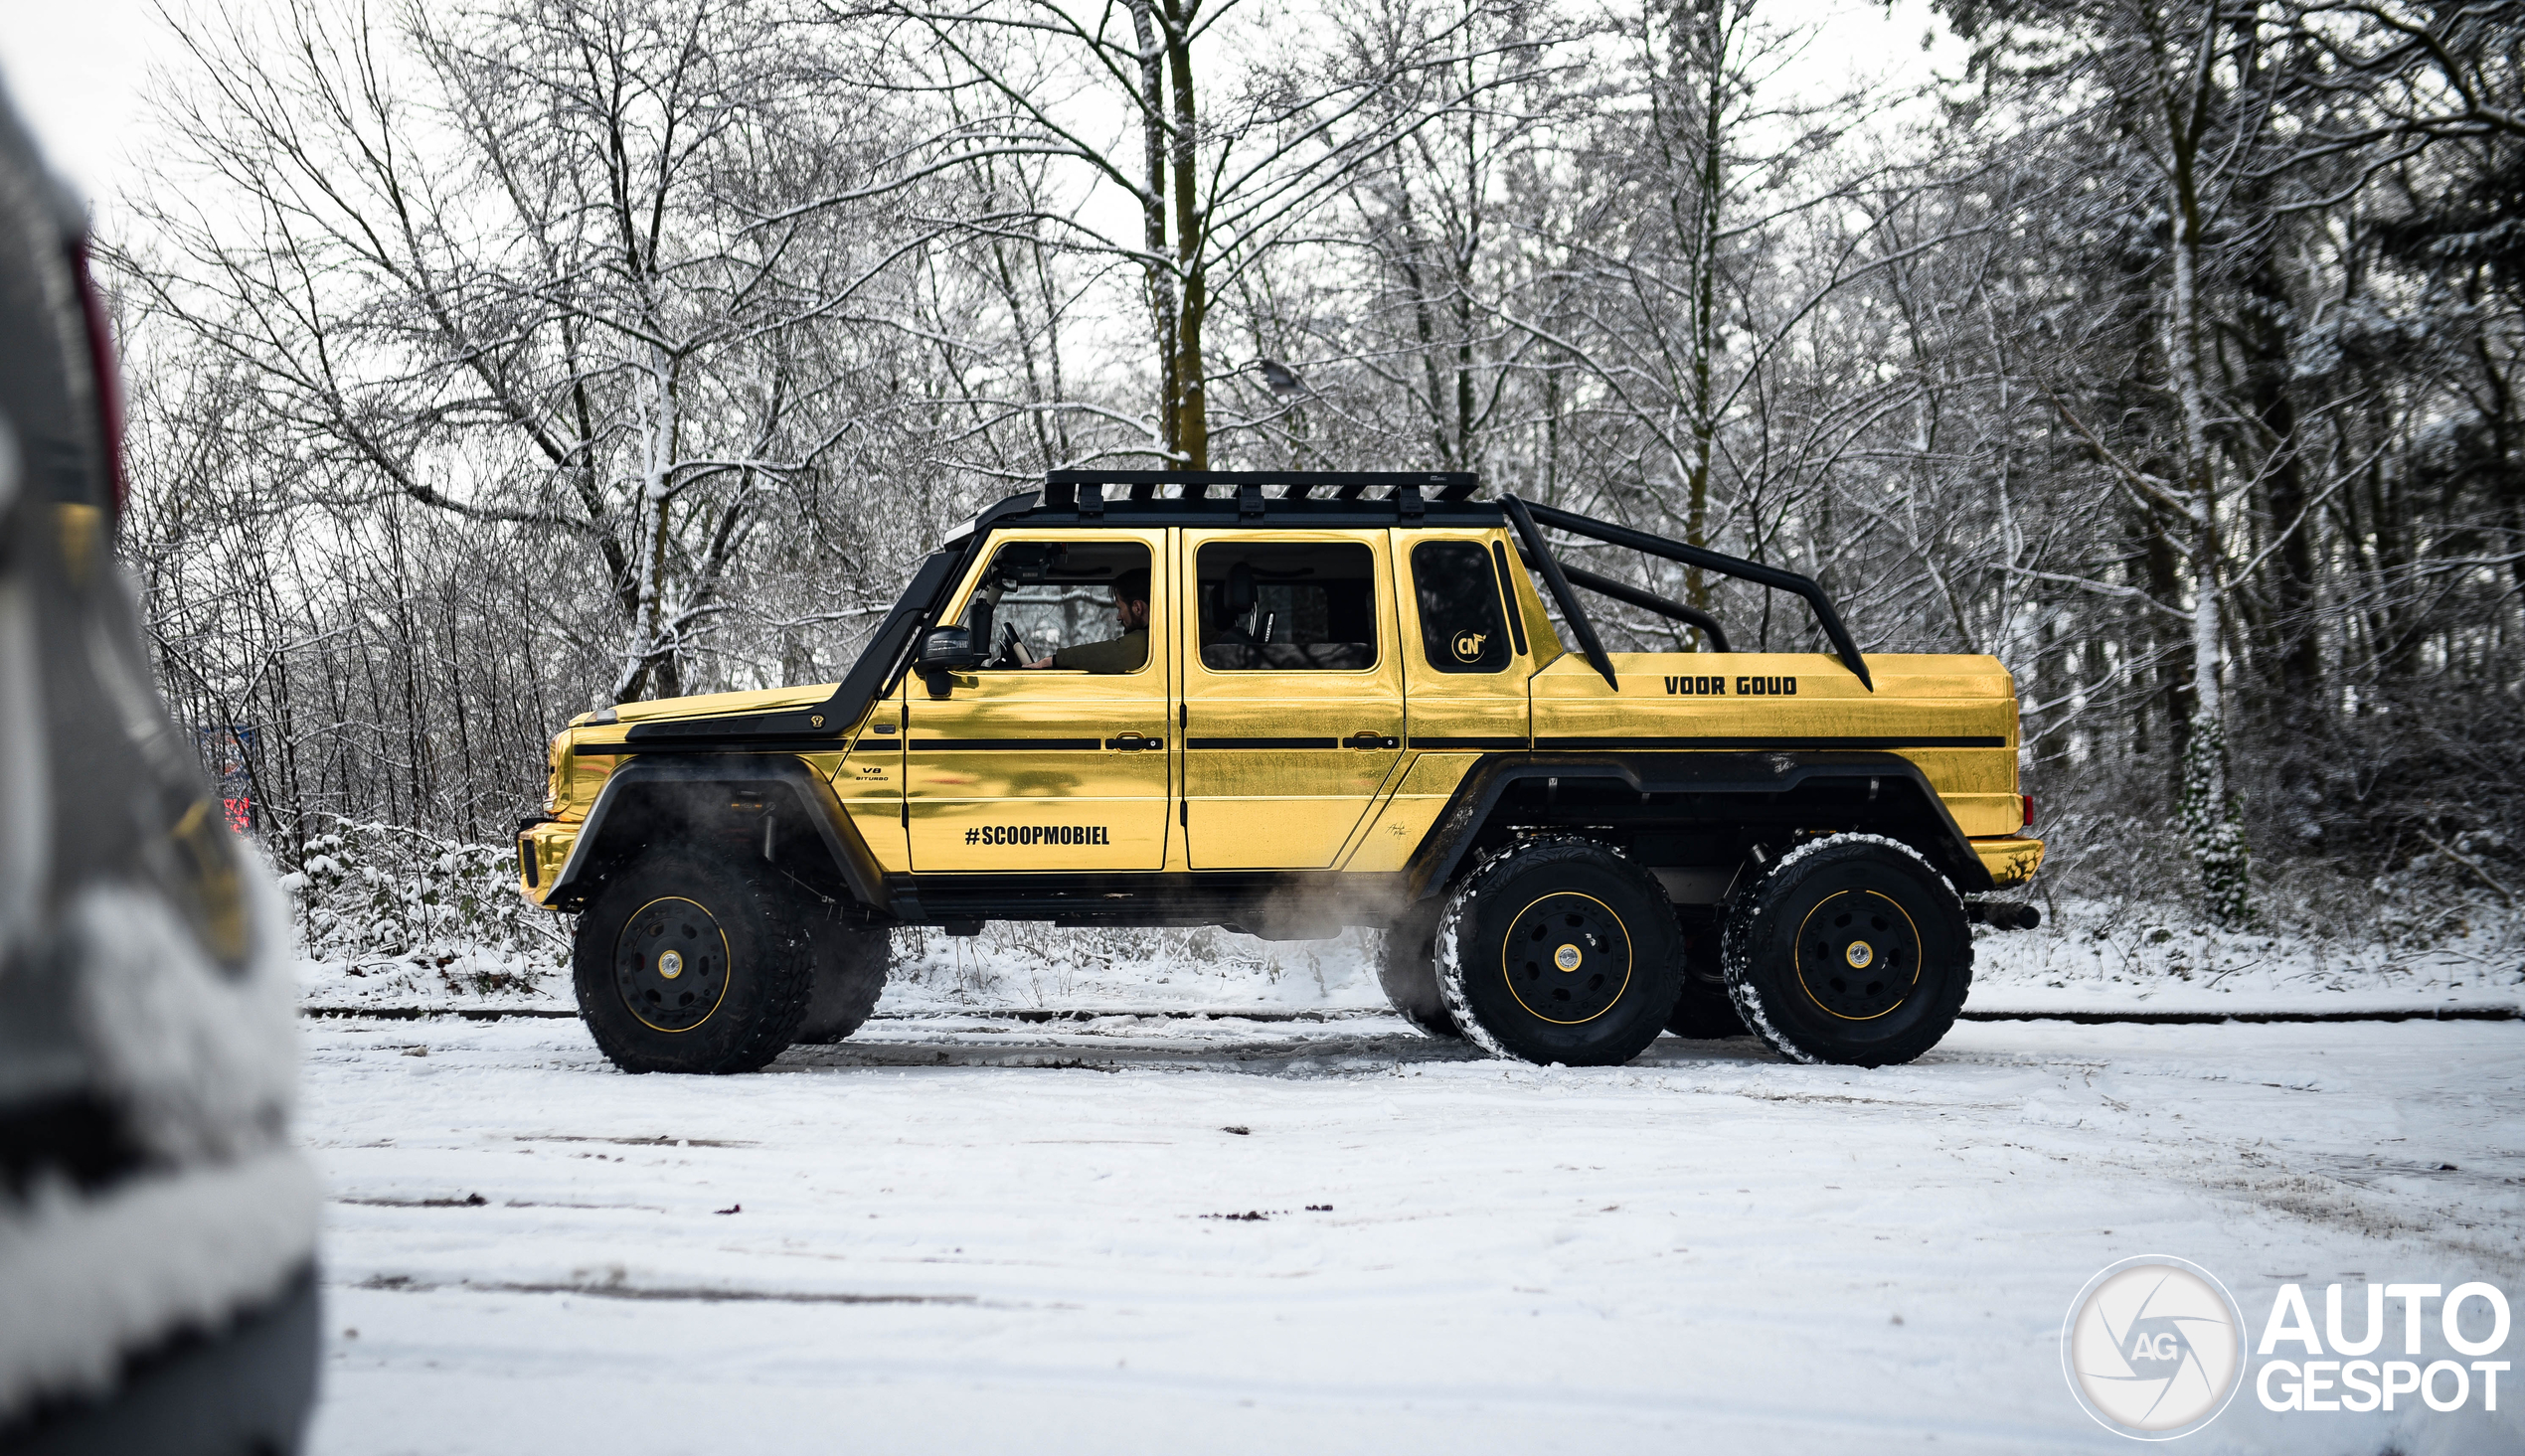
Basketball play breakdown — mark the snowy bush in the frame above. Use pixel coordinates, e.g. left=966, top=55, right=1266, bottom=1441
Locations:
left=277, top=822, right=567, bottom=1000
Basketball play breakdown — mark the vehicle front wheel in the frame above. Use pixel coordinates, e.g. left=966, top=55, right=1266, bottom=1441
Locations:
left=573, top=853, right=815, bottom=1074
left=1722, top=834, right=1971, bottom=1067
left=1435, top=838, right=1682, bottom=1066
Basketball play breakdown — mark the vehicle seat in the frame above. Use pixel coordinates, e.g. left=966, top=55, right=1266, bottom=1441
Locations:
left=1208, top=562, right=1261, bottom=649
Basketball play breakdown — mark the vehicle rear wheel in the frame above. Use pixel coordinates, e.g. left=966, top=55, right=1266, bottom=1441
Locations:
left=573, top=853, right=814, bottom=1073
left=1435, top=838, right=1682, bottom=1066
left=792, top=919, right=890, bottom=1045
left=1372, top=903, right=1460, bottom=1038
left=1665, top=922, right=1748, bottom=1039
left=1722, top=834, right=1971, bottom=1067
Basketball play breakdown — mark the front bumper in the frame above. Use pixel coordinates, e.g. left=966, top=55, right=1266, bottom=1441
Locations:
left=516, top=820, right=582, bottom=908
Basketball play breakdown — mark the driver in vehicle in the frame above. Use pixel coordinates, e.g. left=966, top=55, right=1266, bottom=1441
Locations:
left=1025, top=568, right=1149, bottom=672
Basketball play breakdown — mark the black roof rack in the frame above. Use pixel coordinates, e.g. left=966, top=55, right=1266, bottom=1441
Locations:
left=1040, top=469, right=1478, bottom=518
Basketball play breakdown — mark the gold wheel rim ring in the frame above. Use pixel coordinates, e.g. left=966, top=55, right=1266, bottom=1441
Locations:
left=1793, top=890, right=1922, bottom=1022
left=1500, top=890, right=1632, bottom=1026
left=617, top=895, right=734, bottom=1035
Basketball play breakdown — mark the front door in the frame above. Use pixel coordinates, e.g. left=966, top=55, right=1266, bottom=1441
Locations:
left=906, top=530, right=1173, bottom=872
left=1178, top=530, right=1405, bottom=869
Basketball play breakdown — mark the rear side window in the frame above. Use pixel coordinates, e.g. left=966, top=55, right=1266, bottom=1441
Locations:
left=1411, top=541, right=1512, bottom=673
left=1196, top=540, right=1377, bottom=670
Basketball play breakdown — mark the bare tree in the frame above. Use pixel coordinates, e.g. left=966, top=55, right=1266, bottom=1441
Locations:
left=121, top=0, right=929, bottom=702
left=846, top=0, right=1550, bottom=466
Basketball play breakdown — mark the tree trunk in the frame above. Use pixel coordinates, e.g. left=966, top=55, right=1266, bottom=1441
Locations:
left=1126, top=0, right=1181, bottom=465
left=2166, top=167, right=2250, bottom=926
left=1163, top=0, right=1208, bottom=470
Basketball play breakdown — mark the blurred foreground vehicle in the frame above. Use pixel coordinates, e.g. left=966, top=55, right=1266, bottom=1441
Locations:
left=0, top=90, right=318, bottom=1453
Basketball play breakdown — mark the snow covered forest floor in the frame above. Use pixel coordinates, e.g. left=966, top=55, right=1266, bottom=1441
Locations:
left=302, top=1014, right=2523, bottom=1454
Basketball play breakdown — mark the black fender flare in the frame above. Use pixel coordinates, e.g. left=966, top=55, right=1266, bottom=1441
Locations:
left=545, top=754, right=887, bottom=913
left=1403, top=750, right=1996, bottom=899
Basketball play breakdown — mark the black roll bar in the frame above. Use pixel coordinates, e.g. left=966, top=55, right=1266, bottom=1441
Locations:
left=1517, top=550, right=1732, bottom=653
left=1501, top=495, right=1621, bottom=690
left=1511, top=497, right=1874, bottom=691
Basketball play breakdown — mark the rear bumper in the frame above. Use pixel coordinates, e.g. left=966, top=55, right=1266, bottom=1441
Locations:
left=1970, top=836, right=2044, bottom=888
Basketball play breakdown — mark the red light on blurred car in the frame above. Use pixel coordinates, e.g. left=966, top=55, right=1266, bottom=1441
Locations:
left=2022, top=794, right=2035, bottom=830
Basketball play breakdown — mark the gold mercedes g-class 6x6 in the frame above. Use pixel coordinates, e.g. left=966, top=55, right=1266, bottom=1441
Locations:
left=518, top=472, right=2042, bottom=1074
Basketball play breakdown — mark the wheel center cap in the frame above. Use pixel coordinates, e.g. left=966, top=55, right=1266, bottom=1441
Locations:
left=1553, top=943, right=1583, bottom=972
left=658, top=949, right=685, bottom=980
left=1844, top=940, right=1874, bottom=969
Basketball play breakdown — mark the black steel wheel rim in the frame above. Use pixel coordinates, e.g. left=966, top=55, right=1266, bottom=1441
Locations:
left=1500, top=891, right=1632, bottom=1025
left=615, top=895, right=732, bottom=1033
left=1794, top=889, right=1920, bottom=1021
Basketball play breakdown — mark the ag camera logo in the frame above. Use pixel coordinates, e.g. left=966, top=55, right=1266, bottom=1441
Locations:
left=2063, top=1256, right=2246, bottom=1439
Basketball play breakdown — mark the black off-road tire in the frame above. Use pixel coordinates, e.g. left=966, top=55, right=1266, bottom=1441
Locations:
left=1435, top=838, right=1683, bottom=1066
left=1373, top=902, right=1460, bottom=1039
left=792, top=920, right=890, bottom=1045
left=573, top=853, right=815, bottom=1074
left=1666, top=919, right=1748, bottom=1039
left=1722, top=834, right=1971, bottom=1067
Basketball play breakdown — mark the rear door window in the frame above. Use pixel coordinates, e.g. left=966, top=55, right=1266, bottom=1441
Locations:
left=1195, top=541, right=1378, bottom=671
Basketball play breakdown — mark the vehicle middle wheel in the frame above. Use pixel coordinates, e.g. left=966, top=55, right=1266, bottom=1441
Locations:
left=1434, top=837, right=1682, bottom=1066
left=572, top=852, right=815, bottom=1073
left=1722, top=833, right=1972, bottom=1067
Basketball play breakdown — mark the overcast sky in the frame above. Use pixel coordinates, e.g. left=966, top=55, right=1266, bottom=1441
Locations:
left=0, top=0, right=1965, bottom=220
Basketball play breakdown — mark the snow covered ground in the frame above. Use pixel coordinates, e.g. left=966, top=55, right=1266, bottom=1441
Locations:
left=300, top=1010, right=2525, bottom=1454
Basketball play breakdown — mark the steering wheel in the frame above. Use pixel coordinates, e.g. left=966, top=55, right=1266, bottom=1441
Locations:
left=992, top=620, right=1032, bottom=668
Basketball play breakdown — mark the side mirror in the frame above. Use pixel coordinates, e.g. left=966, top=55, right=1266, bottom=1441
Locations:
left=918, top=626, right=982, bottom=695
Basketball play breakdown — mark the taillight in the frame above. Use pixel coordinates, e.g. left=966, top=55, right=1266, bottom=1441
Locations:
left=2022, top=794, right=2035, bottom=831
left=69, top=240, right=126, bottom=527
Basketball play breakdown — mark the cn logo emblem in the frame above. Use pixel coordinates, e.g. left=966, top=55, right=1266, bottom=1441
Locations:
left=1451, top=630, right=1488, bottom=661
left=810, top=715, right=825, bottom=728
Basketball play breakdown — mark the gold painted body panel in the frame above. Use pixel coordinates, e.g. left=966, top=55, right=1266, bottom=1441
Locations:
left=835, top=721, right=910, bottom=874
left=1529, top=652, right=2026, bottom=836
left=1343, top=752, right=1482, bottom=873
left=1179, top=528, right=1406, bottom=870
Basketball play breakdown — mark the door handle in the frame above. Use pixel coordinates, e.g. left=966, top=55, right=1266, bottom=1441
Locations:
left=1106, top=733, right=1164, bottom=751
left=1345, top=731, right=1399, bottom=750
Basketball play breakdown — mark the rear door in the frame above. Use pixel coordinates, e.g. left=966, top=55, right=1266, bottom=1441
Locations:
left=1178, top=529, right=1404, bottom=869
left=905, top=529, right=1173, bottom=871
